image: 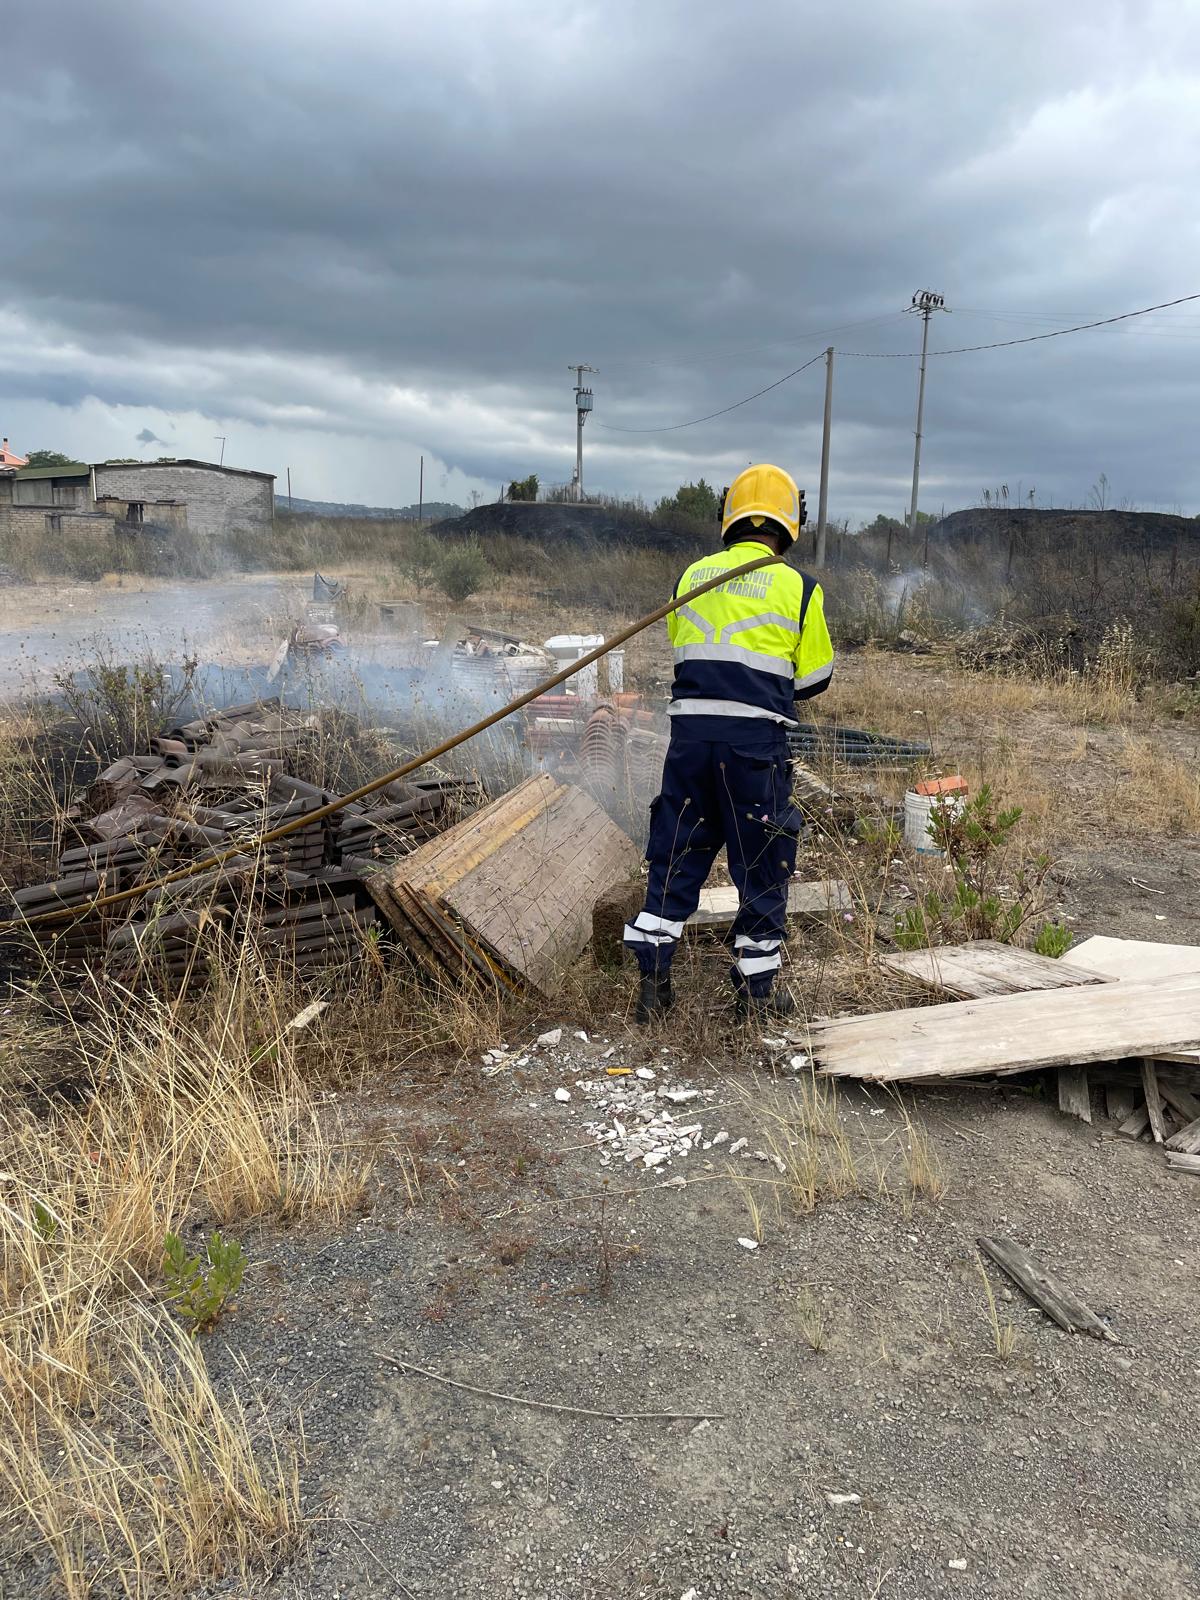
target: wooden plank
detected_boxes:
[690,878,851,931]
[373,775,639,996]
[1165,1151,1200,1175]
[977,1236,1118,1343]
[882,940,1111,1000]
[1062,938,1200,1067]
[1141,1059,1167,1144]
[811,972,1200,1082]
[1061,935,1200,981]
[1117,1104,1150,1139]
[1165,1115,1200,1155]
[1105,1081,1137,1123]
[1057,1066,1092,1124]
[1159,1078,1200,1124]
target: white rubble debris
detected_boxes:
[948,1558,968,1571]
[568,1068,719,1172]
[728,1137,748,1155]
[825,1492,861,1507]
[737,1237,759,1251]
[554,1087,572,1103]
[480,1044,530,1076]
[537,1028,563,1048]
[659,1086,700,1104]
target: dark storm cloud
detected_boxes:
[2,0,1198,515]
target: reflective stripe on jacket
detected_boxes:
[666,539,834,725]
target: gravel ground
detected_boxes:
[187,1013,1200,1600]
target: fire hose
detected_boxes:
[3,549,791,931]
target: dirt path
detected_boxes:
[0,573,304,691]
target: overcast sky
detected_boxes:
[3,0,1199,523]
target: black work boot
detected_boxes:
[735,986,796,1023]
[635,971,674,1024]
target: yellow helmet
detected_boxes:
[720,462,803,547]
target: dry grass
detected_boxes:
[1105,736,1200,836]
[898,1108,947,1205]
[974,1253,1021,1363]
[795,1285,831,1352]
[752,1072,861,1216]
[0,965,374,1594]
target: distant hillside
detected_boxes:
[280,496,463,521]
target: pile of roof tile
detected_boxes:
[1,698,477,991]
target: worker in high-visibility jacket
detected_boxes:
[624,463,834,1022]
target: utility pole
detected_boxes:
[906,289,948,539]
[418,454,424,524]
[568,364,596,503]
[286,467,292,509]
[815,346,834,567]
[214,436,226,467]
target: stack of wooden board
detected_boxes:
[369,773,640,995]
[815,936,1200,1169]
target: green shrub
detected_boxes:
[163,1229,246,1335]
[396,527,441,593]
[893,785,1050,948]
[1033,920,1072,958]
[436,540,490,603]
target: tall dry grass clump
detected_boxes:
[0,967,371,1594]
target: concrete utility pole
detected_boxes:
[418,455,424,524]
[569,364,597,502]
[906,289,948,538]
[815,346,834,567]
[214,436,226,467]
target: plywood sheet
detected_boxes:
[1061,935,1200,981]
[811,971,1200,1083]
[1062,936,1200,1064]
[882,940,1110,1000]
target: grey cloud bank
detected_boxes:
[2,0,1198,521]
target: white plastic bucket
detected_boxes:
[904,789,964,853]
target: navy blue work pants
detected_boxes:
[623,721,800,997]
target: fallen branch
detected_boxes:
[977,1235,1119,1343]
[375,1351,725,1423]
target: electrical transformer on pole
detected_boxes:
[569,364,596,502]
[907,289,948,538]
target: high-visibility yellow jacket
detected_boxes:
[666,538,834,726]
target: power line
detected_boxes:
[839,291,1200,358]
[595,290,1200,438]
[600,311,907,375]
[598,349,826,434]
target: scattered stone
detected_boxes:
[825,1492,861,1507]
[728,1137,748,1155]
[636,1067,656,1080]
[537,1028,563,1048]
[737,1237,760,1251]
[788,1053,810,1072]
[659,1086,700,1104]
[949,1558,968,1571]
[554,1087,572,1103]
